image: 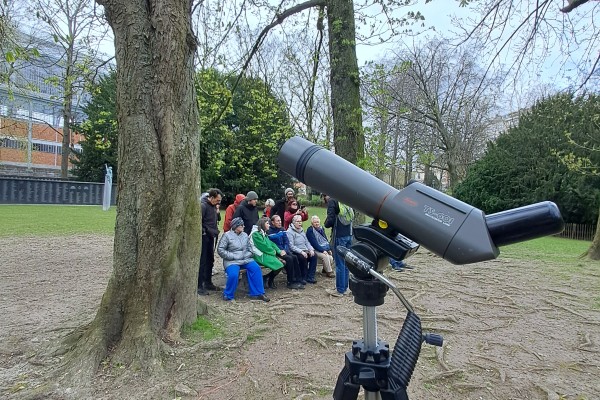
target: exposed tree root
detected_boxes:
[304,336,328,348]
[197,362,249,399]
[544,299,587,319]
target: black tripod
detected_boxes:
[333,222,443,400]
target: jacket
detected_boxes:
[284,209,308,230]
[286,225,314,254]
[223,194,245,231]
[232,199,260,235]
[201,196,219,238]
[217,230,254,268]
[324,199,352,238]
[271,197,287,221]
[268,226,291,253]
[306,226,331,252]
[251,228,284,271]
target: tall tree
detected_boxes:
[326,0,364,164]
[454,93,600,228]
[45,0,201,394]
[72,70,117,182]
[462,1,599,90]
[26,0,110,178]
[197,69,294,200]
[384,40,498,190]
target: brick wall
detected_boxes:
[0,116,83,169]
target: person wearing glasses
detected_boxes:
[283,198,308,230]
[267,214,305,289]
[286,215,318,284]
[198,188,223,296]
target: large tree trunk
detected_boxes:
[326,0,364,165]
[60,45,74,179]
[51,0,200,394]
[586,206,600,260]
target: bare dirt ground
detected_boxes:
[1,234,599,399]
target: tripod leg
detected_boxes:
[333,364,360,400]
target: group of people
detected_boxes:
[197,187,357,302]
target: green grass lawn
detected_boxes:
[1,204,592,267]
[0,205,117,236]
[499,236,591,263]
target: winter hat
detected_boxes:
[284,188,294,196]
[246,191,259,201]
[230,217,244,231]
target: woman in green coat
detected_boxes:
[251,217,285,289]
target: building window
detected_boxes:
[0,137,28,150]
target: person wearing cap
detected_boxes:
[217,217,270,302]
[271,188,296,222]
[232,190,260,235]
[198,188,223,295]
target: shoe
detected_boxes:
[222,295,234,301]
[268,279,277,289]
[325,272,335,278]
[287,282,303,290]
[197,287,209,296]
[390,265,405,272]
[205,283,221,291]
[300,280,307,285]
[251,294,270,302]
[306,279,317,284]
[326,288,344,297]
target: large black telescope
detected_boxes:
[278,136,564,264]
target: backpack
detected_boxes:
[338,202,354,226]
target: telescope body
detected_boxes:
[278,136,564,264]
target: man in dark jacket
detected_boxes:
[198,188,223,295]
[232,190,260,235]
[271,187,295,222]
[324,197,354,297]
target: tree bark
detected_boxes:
[326,0,364,165]
[54,0,201,391]
[586,205,600,260]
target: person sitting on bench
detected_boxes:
[251,217,285,289]
[217,217,270,302]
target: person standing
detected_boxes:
[223,193,245,232]
[283,198,308,230]
[233,191,260,235]
[271,187,295,222]
[198,188,223,295]
[324,197,354,297]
